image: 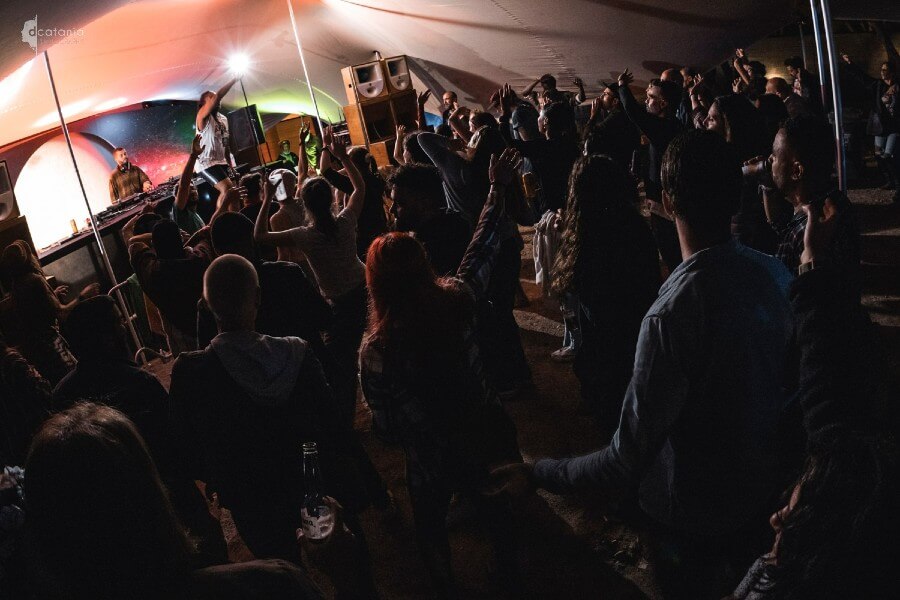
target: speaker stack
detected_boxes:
[341,55,418,167]
[227,104,269,169]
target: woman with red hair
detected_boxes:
[360,149,523,596]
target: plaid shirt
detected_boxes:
[359,193,517,487]
[772,190,859,278]
[109,164,150,202]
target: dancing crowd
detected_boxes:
[1,44,898,600]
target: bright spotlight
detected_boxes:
[228,53,251,76]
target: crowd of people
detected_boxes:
[1,41,898,600]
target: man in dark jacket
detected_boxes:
[613,69,684,273]
[170,255,377,590]
[583,84,642,169]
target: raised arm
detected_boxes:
[733,50,752,87]
[393,125,407,166]
[614,69,665,143]
[196,76,238,129]
[455,148,520,299]
[253,176,299,247]
[573,77,586,104]
[415,89,431,131]
[176,135,203,211]
[297,124,310,180]
[448,106,473,144]
[327,137,366,219]
[522,77,541,98]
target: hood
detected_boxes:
[210,331,307,407]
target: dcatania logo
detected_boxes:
[21,16,86,53]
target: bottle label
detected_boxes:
[300,505,335,540]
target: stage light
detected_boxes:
[228,53,251,76]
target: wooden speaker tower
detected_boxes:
[340,55,417,167]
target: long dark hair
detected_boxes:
[364,233,470,366]
[300,176,338,239]
[712,94,766,161]
[762,431,898,599]
[25,403,194,599]
[553,155,649,295]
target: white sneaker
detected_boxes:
[551,346,576,362]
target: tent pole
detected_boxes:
[286,0,326,140]
[42,50,146,361]
[799,21,808,69]
[808,1,828,109]
[818,0,847,192]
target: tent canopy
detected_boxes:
[0,0,893,149]
[0,0,806,149]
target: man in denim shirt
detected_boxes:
[492,130,794,599]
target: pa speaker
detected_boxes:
[0,161,20,222]
[342,61,388,104]
[227,105,265,152]
[384,56,411,93]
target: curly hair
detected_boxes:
[552,155,641,296]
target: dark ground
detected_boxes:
[146,187,900,600]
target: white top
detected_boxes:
[195,112,229,172]
[289,207,365,300]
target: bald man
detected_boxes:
[169,254,381,578]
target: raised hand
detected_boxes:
[590,97,601,120]
[736,48,746,59]
[573,77,584,88]
[395,124,407,141]
[322,125,334,148]
[499,83,516,115]
[840,53,851,65]
[191,133,203,157]
[54,285,70,300]
[618,68,634,88]
[299,123,310,139]
[801,198,840,265]
[732,78,743,93]
[417,89,431,106]
[489,147,522,186]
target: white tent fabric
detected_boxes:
[0,0,810,149]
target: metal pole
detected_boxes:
[42,51,145,359]
[799,21,808,69]
[809,1,829,109]
[239,78,268,167]
[818,0,847,191]
[287,0,326,137]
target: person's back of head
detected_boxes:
[539,73,557,90]
[300,176,338,238]
[767,76,792,99]
[756,93,790,148]
[210,211,256,260]
[541,101,576,139]
[26,403,192,599]
[470,110,498,132]
[239,173,262,206]
[714,94,766,160]
[748,60,767,78]
[651,78,683,117]
[134,213,162,236]
[203,254,259,331]
[366,232,464,355]
[348,146,380,180]
[0,239,41,282]
[778,115,835,197]
[65,296,130,363]
[660,67,684,87]
[784,56,804,71]
[151,219,185,260]
[765,430,899,599]
[542,88,566,106]
[661,129,741,239]
[389,162,446,212]
[403,132,431,164]
[435,124,453,138]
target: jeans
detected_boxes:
[875,133,898,158]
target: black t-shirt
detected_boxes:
[130,243,212,334]
[411,209,472,277]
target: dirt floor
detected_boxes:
[145,187,900,600]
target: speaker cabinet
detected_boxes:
[345,98,396,146]
[227,105,265,152]
[341,61,388,104]
[384,56,411,93]
[0,161,20,222]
